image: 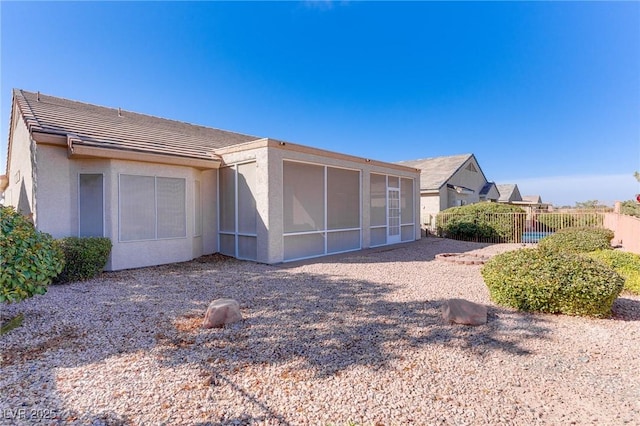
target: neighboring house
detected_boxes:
[479,182,500,202]
[4,89,421,270]
[396,154,491,227]
[496,184,523,203]
[514,195,550,211]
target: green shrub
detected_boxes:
[481,248,624,317]
[538,227,613,253]
[0,206,64,302]
[55,237,112,283]
[436,203,526,242]
[585,250,640,295]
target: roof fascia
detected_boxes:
[67,139,221,170]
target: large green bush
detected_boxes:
[585,250,640,295]
[436,203,525,242]
[620,200,640,218]
[0,206,64,302]
[481,248,624,317]
[55,237,112,283]
[538,227,613,253]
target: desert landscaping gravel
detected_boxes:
[1,237,639,425]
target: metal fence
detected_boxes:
[432,211,606,244]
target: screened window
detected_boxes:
[283,161,324,233]
[282,161,362,261]
[119,174,186,241]
[218,163,258,261]
[370,174,387,227]
[327,167,359,230]
[79,174,104,237]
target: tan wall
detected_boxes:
[605,213,640,254]
[447,160,486,205]
[5,116,35,218]
[34,146,215,271]
[420,193,442,227]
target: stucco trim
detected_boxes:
[215,138,421,174]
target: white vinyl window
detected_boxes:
[283,160,361,261]
[119,174,186,242]
[79,174,104,237]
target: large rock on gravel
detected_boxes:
[202,298,242,328]
[441,299,487,326]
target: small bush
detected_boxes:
[538,227,613,253]
[55,237,112,283]
[481,248,624,317]
[436,203,526,242]
[0,206,64,302]
[585,250,640,295]
[620,200,640,218]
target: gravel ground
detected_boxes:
[1,237,639,426]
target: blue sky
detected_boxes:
[1,1,638,206]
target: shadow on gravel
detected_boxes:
[0,243,549,425]
[611,297,640,321]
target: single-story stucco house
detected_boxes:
[2,89,421,270]
[395,154,492,227]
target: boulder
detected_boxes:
[202,298,242,329]
[441,298,487,326]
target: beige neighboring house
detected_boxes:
[496,184,522,203]
[396,154,493,227]
[3,89,421,270]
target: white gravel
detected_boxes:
[1,237,639,425]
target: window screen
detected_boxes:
[401,224,415,242]
[327,167,360,230]
[327,230,360,253]
[370,174,387,227]
[79,174,103,237]
[401,178,414,224]
[370,227,387,247]
[219,167,236,233]
[237,162,257,234]
[284,233,325,261]
[157,177,186,239]
[283,162,324,233]
[120,175,155,241]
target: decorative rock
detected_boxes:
[202,298,242,328]
[441,298,487,326]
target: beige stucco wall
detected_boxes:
[419,193,441,227]
[33,144,216,271]
[5,115,35,219]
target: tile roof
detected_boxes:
[396,154,473,190]
[12,89,261,160]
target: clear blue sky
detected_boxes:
[1,1,639,206]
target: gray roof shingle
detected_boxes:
[396,154,473,190]
[13,89,261,160]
